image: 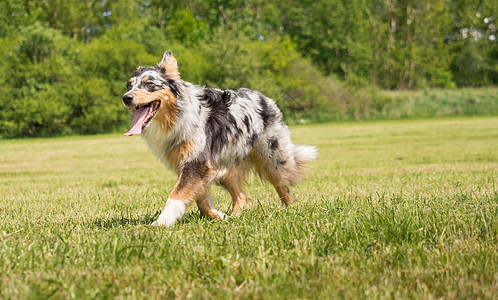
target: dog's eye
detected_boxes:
[145,82,155,89]
[126,82,132,91]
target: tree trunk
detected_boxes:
[385,0,397,89]
[366,5,379,85]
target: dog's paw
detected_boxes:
[151,215,177,227]
[152,198,186,227]
[209,209,227,220]
[152,212,179,227]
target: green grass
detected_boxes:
[1,117,497,299]
[379,87,498,119]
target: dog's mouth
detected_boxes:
[124,100,160,136]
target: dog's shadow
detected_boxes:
[88,211,207,230]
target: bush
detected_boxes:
[0,25,77,137]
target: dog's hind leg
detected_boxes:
[250,124,316,206]
[250,149,295,206]
[274,185,294,205]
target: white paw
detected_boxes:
[151,217,176,227]
[152,198,186,227]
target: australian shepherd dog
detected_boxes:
[122,50,317,227]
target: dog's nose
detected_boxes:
[122,94,134,106]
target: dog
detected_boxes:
[122,50,317,227]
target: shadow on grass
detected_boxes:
[87,210,205,229]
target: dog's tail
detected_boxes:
[252,140,317,187]
[294,144,317,166]
[284,144,317,185]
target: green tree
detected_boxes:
[0,23,77,136]
[0,0,34,37]
[448,0,497,86]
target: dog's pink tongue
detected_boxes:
[124,106,148,136]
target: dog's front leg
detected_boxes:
[152,161,210,227]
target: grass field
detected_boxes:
[1,117,497,299]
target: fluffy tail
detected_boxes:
[294,145,318,165]
[253,143,317,187]
[283,144,317,185]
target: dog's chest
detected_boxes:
[142,121,176,170]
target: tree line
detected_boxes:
[0,0,496,137]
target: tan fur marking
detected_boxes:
[196,185,212,215]
[249,150,294,206]
[221,168,247,214]
[170,177,206,202]
[167,141,196,170]
[230,189,247,214]
[207,210,224,219]
[133,88,178,132]
[170,161,212,202]
[249,151,279,186]
[158,55,181,80]
[153,89,178,132]
[141,77,149,83]
[196,186,225,219]
[275,185,293,206]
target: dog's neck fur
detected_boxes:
[142,82,207,172]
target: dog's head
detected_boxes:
[122,50,180,136]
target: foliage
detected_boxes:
[1,118,497,298]
[0,23,78,137]
[0,0,496,137]
[378,87,498,119]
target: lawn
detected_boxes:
[0,117,497,299]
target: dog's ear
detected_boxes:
[158,50,180,80]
